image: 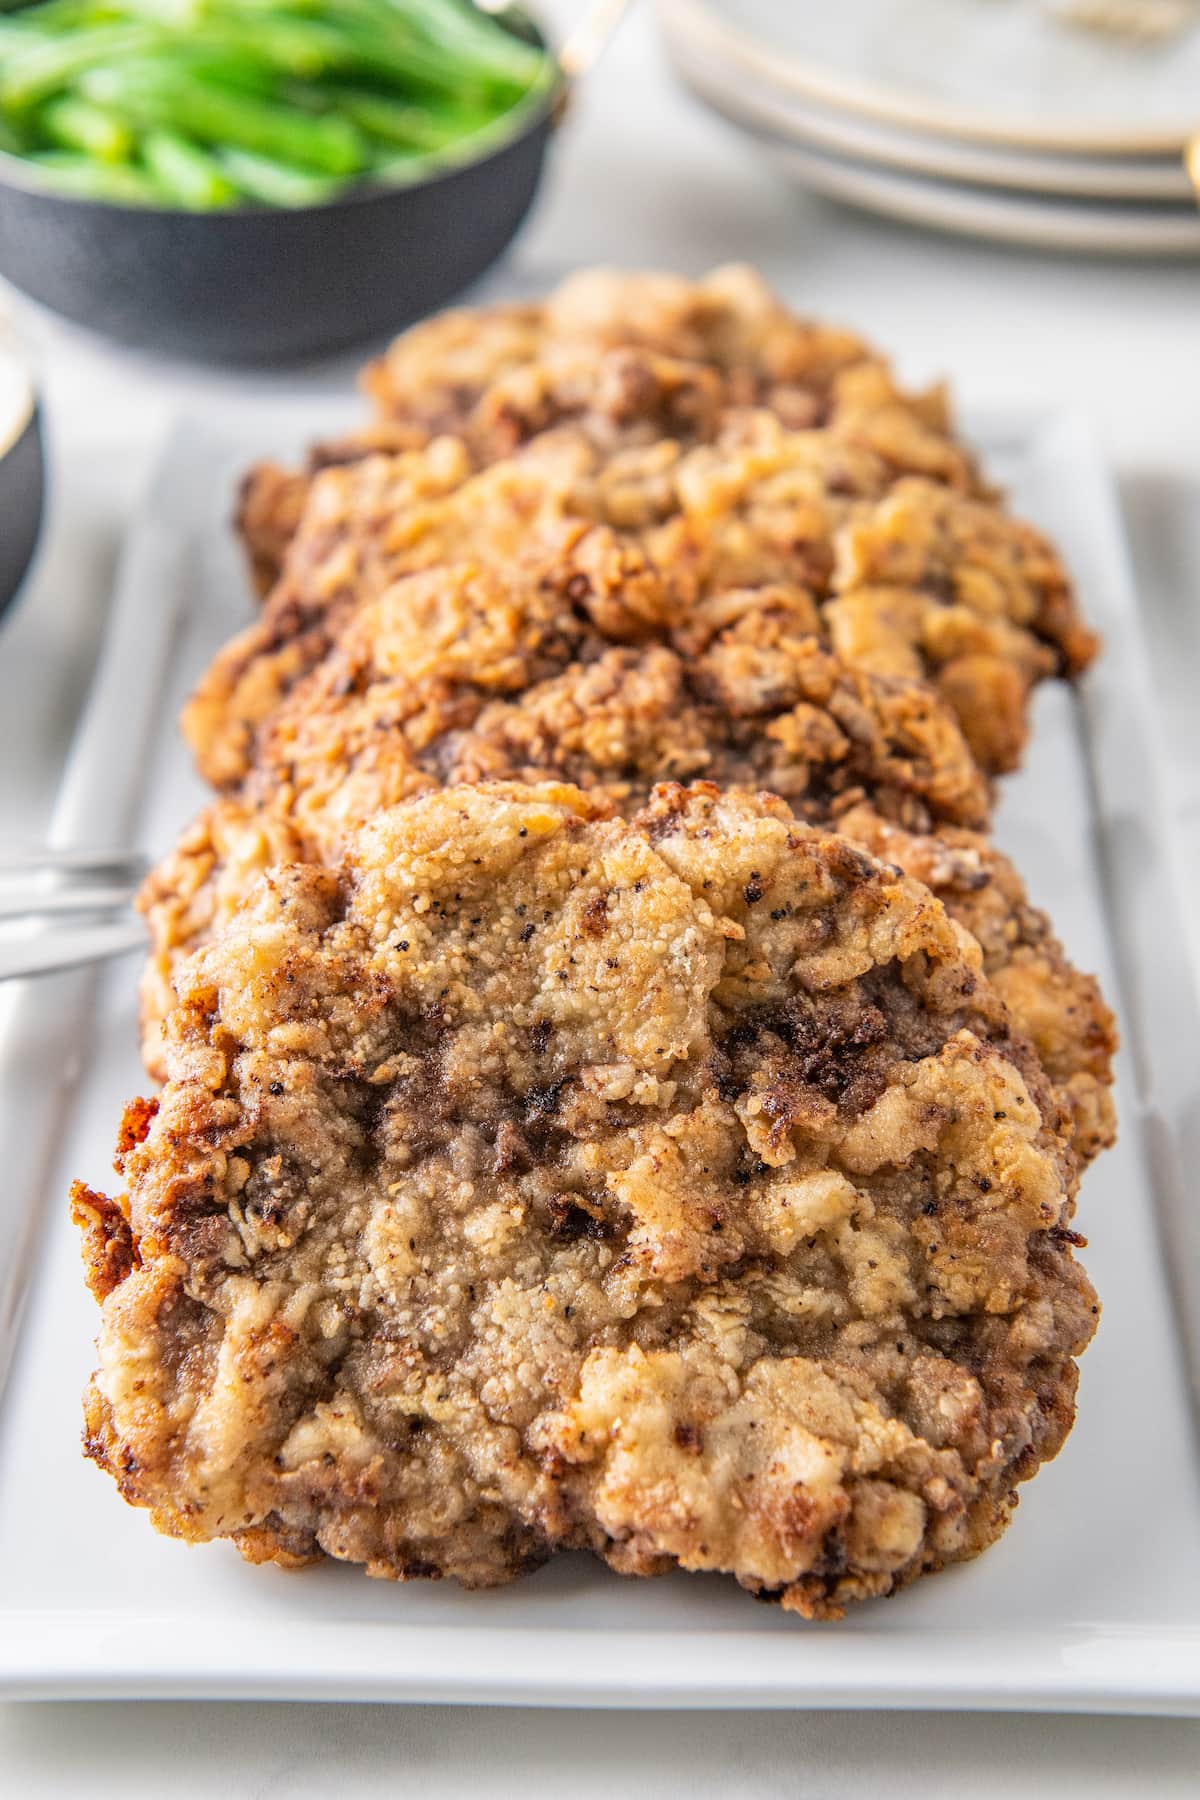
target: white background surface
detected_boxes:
[1,0,1198,1787]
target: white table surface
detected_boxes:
[2,1,1198,1788]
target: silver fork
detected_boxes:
[0,848,149,981]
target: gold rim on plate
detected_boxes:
[668,31,1198,200]
[657,0,1200,157]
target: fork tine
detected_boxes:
[0,919,148,982]
[0,848,148,882]
[0,882,142,921]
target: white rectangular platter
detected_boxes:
[1,407,1198,1711]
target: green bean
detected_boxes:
[224,0,530,88]
[367,72,547,186]
[322,86,467,153]
[278,1,512,99]
[39,93,134,161]
[185,15,374,83]
[21,148,166,203]
[141,127,239,208]
[218,143,340,208]
[119,44,284,98]
[382,0,544,88]
[0,2,113,30]
[82,62,370,172]
[0,24,161,108]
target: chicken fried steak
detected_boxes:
[199,395,1090,798]
[141,559,989,1072]
[238,263,981,592]
[146,554,1112,1158]
[360,263,963,453]
[77,784,1098,1618]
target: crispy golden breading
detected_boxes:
[190,436,477,787]
[226,268,1095,779]
[236,460,314,599]
[354,266,979,486]
[147,559,1113,1159]
[79,784,1098,1617]
[139,762,1109,1178]
[835,807,1117,1165]
[139,796,1113,1176]
[248,563,991,834]
[144,557,990,1074]
[196,399,1087,792]
[237,263,978,595]
[359,265,915,442]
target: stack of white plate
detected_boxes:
[658,0,1200,254]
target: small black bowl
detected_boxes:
[0,377,44,621]
[0,29,560,363]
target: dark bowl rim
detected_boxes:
[0,353,37,461]
[0,395,45,621]
[0,12,562,221]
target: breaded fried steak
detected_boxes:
[358,264,966,455]
[198,398,1090,796]
[238,263,981,592]
[142,556,993,1069]
[141,564,1113,1159]
[77,785,1098,1618]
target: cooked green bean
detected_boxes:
[383,0,545,89]
[20,149,166,203]
[218,144,341,208]
[40,93,134,162]
[0,25,161,108]
[141,128,239,208]
[82,63,371,173]
[324,86,465,152]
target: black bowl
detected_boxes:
[0,386,44,621]
[0,39,558,363]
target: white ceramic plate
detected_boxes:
[0,410,1198,1709]
[764,138,1200,255]
[700,108,1200,255]
[658,0,1200,153]
[665,25,1196,200]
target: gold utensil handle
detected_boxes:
[560,0,635,83]
[1187,135,1200,202]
